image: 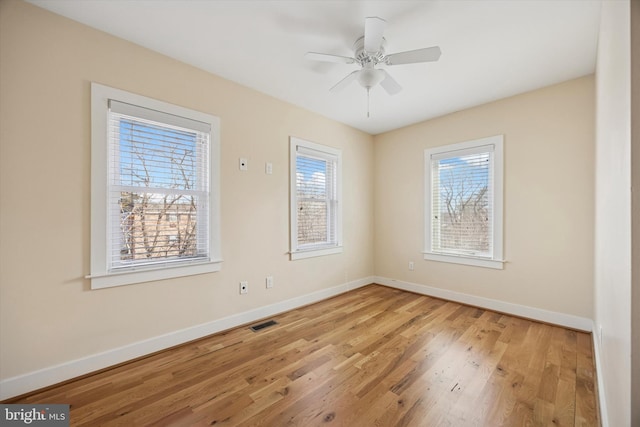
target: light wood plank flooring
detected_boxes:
[10,285,599,426]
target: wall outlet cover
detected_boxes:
[239,281,248,294]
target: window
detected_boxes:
[424,135,504,269]
[289,137,342,260]
[90,83,221,289]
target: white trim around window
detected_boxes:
[424,135,504,269]
[89,83,222,289]
[289,137,343,260]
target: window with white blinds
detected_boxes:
[290,137,342,260]
[108,100,210,269]
[90,83,221,289]
[424,135,504,269]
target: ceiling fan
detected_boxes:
[305,16,441,116]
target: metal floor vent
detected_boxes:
[250,320,278,332]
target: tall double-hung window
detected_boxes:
[90,83,221,289]
[289,137,342,260]
[424,135,504,269]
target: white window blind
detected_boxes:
[108,101,211,270]
[289,137,342,260]
[424,135,504,269]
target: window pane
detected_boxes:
[297,199,328,244]
[117,192,205,263]
[110,114,209,269]
[433,152,492,255]
[296,155,330,246]
[115,118,207,192]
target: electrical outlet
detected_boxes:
[239,281,248,294]
[265,162,273,175]
[266,276,274,289]
[408,261,414,271]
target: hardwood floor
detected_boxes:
[11,285,599,426]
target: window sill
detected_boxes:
[422,252,504,270]
[290,246,343,260]
[88,259,223,289]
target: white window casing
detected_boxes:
[424,135,504,269]
[90,83,222,289]
[289,137,343,260]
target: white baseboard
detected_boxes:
[591,322,609,427]
[0,277,373,400]
[374,276,593,332]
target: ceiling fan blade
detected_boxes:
[330,70,360,93]
[380,70,402,95]
[305,52,356,64]
[385,46,442,65]
[364,16,386,52]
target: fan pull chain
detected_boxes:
[367,88,371,118]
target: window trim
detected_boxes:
[423,135,504,269]
[90,83,222,289]
[289,137,343,260]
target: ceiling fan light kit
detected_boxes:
[306,16,441,117]
[358,67,385,89]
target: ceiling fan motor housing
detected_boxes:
[353,36,387,66]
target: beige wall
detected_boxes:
[594,1,634,426]
[374,76,595,318]
[0,0,374,381]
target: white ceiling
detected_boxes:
[27,0,602,135]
